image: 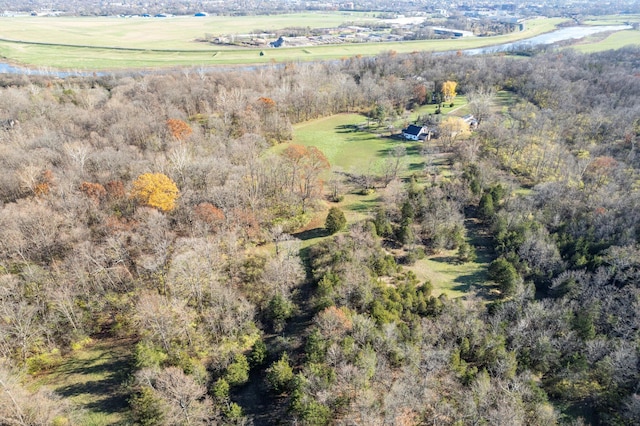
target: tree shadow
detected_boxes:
[346,196,380,212]
[407,161,426,172]
[429,255,459,264]
[335,124,363,133]
[50,339,134,421]
[293,227,329,241]
[451,268,488,293]
[378,142,423,157]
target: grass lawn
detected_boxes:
[32,338,134,426]
[290,113,425,177]
[0,16,568,69]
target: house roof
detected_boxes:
[403,124,424,136]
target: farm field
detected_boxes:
[0,13,378,50]
[581,13,640,25]
[0,16,568,69]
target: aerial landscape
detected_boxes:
[1,0,640,425]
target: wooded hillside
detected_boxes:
[0,46,639,425]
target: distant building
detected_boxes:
[431,27,474,38]
[270,36,285,48]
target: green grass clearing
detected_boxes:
[32,338,134,426]
[290,113,425,178]
[407,251,489,298]
[494,90,519,113]
[406,217,494,298]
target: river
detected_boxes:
[465,24,631,55]
[0,25,632,77]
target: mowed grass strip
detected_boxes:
[406,251,489,298]
[0,17,569,69]
[569,30,640,53]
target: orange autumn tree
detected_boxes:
[130,173,180,212]
[80,182,107,203]
[34,169,54,197]
[257,96,276,110]
[166,118,193,141]
[194,203,225,228]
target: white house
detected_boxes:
[402,124,428,141]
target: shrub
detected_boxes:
[212,378,230,402]
[266,353,295,394]
[325,207,346,234]
[225,354,250,386]
[457,242,477,263]
[129,387,165,426]
[265,294,294,333]
[134,341,168,369]
[479,192,494,219]
[488,258,519,296]
[249,339,268,367]
[26,349,62,374]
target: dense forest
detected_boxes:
[0,44,640,425]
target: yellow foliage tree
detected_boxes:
[442,80,458,103]
[439,116,471,148]
[131,173,180,212]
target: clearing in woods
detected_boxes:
[33,338,134,426]
[286,95,497,297]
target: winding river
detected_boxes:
[0,25,632,77]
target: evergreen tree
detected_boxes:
[325,207,346,234]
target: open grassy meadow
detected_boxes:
[0,16,568,69]
[0,13,378,49]
[570,30,640,53]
